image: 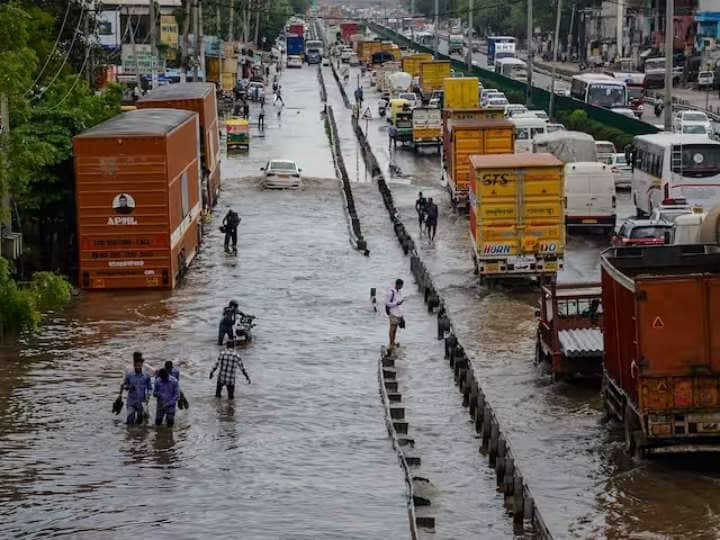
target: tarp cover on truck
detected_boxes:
[532,131,598,163]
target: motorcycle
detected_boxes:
[378,98,388,117]
[235,314,257,344]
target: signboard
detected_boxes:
[160,15,179,48]
[97,10,121,48]
[121,44,156,75]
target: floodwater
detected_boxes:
[0,67,415,539]
[336,58,720,539]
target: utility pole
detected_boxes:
[85,0,93,88]
[433,0,439,59]
[181,0,191,82]
[466,0,473,70]
[128,8,142,87]
[548,0,563,118]
[193,0,199,81]
[567,3,575,60]
[198,0,205,79]
[149,0,158,89]
[526,0,534,105]
[228,0,235,42]
[663,0,673,130]
[217,5,223,86]
[616,0,624,60]
[1,93,10,237]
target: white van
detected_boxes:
[511,115,548,153]
[564,162,617,234]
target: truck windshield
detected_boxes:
[587,84,626,108]
[630,226,671,239]
[671,144,720,177]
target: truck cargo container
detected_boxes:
[401,53,433,77]
[137,83,221,209]
[443,77,480,110]
[412,107,442,152]
[441,108,504,138]
[444,119,515,208]
[286,34,305,59]
[358,40,383,64]
[74,108,202,290]
[288,23,305,37]
[419,61,452,101]
[601,244,720,456]
[340,21,358,43]
[469,153,565,280]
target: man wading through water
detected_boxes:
[222,208,241,254]
[415,191,428,230]
[210,340,251,399]
[385,279,405,352]
[121,352,152,425]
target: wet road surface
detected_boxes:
[0,66,413,539]
[331,58,720,539]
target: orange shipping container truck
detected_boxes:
[443,119,515,208]
[601,244,720,456]
[137,83,221,209]
[74,108,203,290]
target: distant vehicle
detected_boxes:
[247,81,265,102]
[612,217,673,246]
[551,80,571,96]
[546,123,566,133]
[480,88,502,101]
[595,140,617,163]
[349,53,360,66]
[610,107,636,119]
[527,110,549,121]
[642,56,681,89]
[608,153,632,188]
[698,70,715,89]
[486,36,516,68]
[673,110,712,135]
[286,55,303,68]
[504,104,528,118]
[511,115,547,153]
[448,34,464,54]
[397,92,419,108]
[305,39,323,64]
[570,73,627,109]
[340,50,352,63]
[649,198,696,223]
[630,133,720,216]
[484,96,509,109]
[261,159,302,189]
[495,57,528,81]
[322,57,330,66]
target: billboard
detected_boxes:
[160,15,179,48]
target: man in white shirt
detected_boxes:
[385,278,405,350]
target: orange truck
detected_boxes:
[74,108,203,290]
[443,118,515,208]
[137,83,221,209]
[601,244,720,457]
[418,60,451,101]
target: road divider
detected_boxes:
[349,108,553,539]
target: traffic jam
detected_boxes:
[320,14,720,462]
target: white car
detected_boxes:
[398,92,419,108]
[649,198,696,223]
[286,55,303,68]
[484,96,509,109]
[610,107,636,119]
[680,121,712,135]
[595,140,617,164]
[546,122,566,133]
[673,110,712,135]
[608,153,632,189]
[504,104,528,118]
[480,88,500,101]
[261,159,302,189]
[698,70,715,89]
[527,109,549,121]
[322,57,330,66]
[349,53,360,66]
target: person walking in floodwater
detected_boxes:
[222,208,241,254]
[415,191,428,230]
[385,279,405,351]
[210,340,251,399]
[153,368,179,427]
[121,352,152,425]
[258,103,266,131]
[425,198,438,242]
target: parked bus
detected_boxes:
[569,73,627,109]
[631,133,720,216]
[495,57,527,81]
[486,36,516,68]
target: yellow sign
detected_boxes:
[160,15,178,48]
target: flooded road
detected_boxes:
[332,60,720,539]
[0,66,413,539]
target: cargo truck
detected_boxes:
[448,34,465,55]
[357,40,383,64]
[401,53,433,77]
[469,153,565,280]
[601,244,720,457]
[137,83,221,209]
[74,109,202,290]
[288,23,305,37]
[444,119,515,209]
[411,107,442,153]
[340,21,358,42]
[443,77,479,110]
[441,108,504,140]
[286,34,305,60]
[419,61,452,102]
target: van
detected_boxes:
[564,162,616,234]
[595,140,616,163]
[511,115,548,153]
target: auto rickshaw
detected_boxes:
[388,98,410,125]
[226,117,250,150]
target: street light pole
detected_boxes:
[548,0,563,118]
[149,0,158,89]
[526,0,534,106]
[663,0,674,130]
[466,0,473,71]
[433,0,439,59]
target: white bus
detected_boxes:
[570,73,627,109]
[631,133,720,215]
[494,57,527,81]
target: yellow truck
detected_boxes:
[412,107,442,153]
[469,153,565,280]
[444,119,515,209]
[443,77,479,110]
[358,40,383,64]
[419,61,452,101]
[401,53,433,77]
